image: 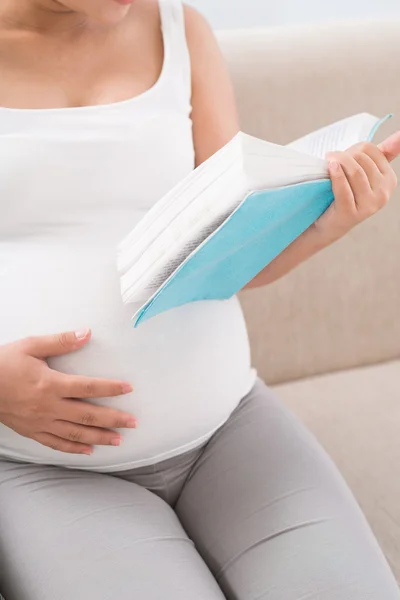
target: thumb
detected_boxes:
[378,131,400,162]
[23,329,91,359]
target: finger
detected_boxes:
[351,151,383,191]
[352,142,391,175]
[378,131,400,162]
[34,432,93,455]
[56,373,133,399]
[333,152,371,203]
[60,398,137,430]
[328,159,355,213]
[357,143,398,191]
[52,421,123,447]
[22,329,91,359]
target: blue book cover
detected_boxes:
[121,114,391,326]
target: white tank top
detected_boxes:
[0,0,255,471]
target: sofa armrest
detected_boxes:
[218,21,400,384]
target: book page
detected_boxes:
[242,134,327,190]
[128,208,236,304]
[118,136,240,271]
[119,170,246,304]
[288,113,379,159]
[119,133,329,306]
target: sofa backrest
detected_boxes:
[218,22,400,384]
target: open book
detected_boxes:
[118,113,391,326]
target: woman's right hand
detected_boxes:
[0,329,136,455]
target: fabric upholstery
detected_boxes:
[274,360,400,583]
[218,22,400,384]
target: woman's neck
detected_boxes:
[0,0,88,33]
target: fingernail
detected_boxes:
[329,160,340,172]
[121,383,133,394]
[111,437,122,447]
[82,448,93,455]
[126,418,137,428]
[75,329,89,340]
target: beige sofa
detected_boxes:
[219,20,400,582]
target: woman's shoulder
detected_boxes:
[183,3,216,54]
[181,3,240,165]
[182,3,228,92]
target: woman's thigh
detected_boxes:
[0,460,225,600]
[176,379,400,600]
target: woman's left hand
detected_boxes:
[314,131,400,242]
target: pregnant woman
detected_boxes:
[0,1,399,598]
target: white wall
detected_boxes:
[187,0,400,28]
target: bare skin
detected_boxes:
[0,0,398,455]
[0,331,136,455]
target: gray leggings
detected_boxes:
[0,379,399,600]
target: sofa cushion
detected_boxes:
[273,360,400,583]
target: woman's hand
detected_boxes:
[0,330,136,455]
[246,130,400,290]
[314,131,400,242]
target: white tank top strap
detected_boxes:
[158,0,192,112]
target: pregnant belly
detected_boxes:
[0,244,254,470]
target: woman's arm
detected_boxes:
[186,6,399,289]
[185,6,240,166]
[247,134,399,288]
